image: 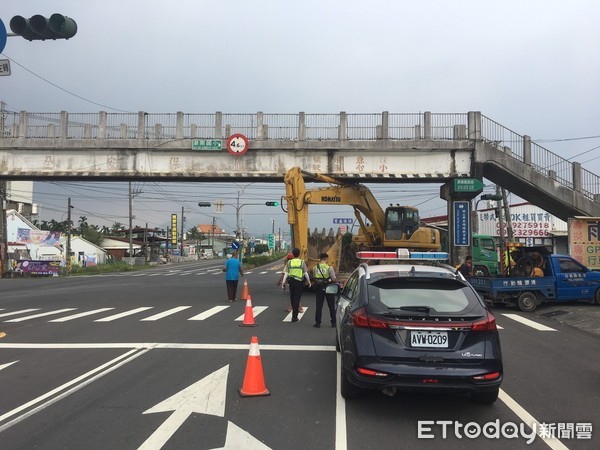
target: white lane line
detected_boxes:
[141,306,192,321]
[502,314,557,331]
[49,308,116,322]
[497,325,504,330]
[0,342,336,351]
[188,306,230,321]
[4,309,77,323]
[336,352,347,450]
[0,348,149,433]
[147,273,161,277]
[94,307,153,322]
[0,309,40,318]
[260,271,268,274]
[131,273,148,277]
[282,307,309,322]
[499,389,568,450]
[179,273,192,276]
[235,306,268,321]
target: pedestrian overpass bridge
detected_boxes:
[1,110,599,221]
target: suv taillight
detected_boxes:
[471,311,497,331]
[351,307,388,329]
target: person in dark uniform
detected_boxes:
[313,253,337,328]
[458,255,473,277]
[280,248,311,322]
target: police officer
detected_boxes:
[281,248,311,322]
[313,253,337,328]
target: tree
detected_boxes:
[187,227,206,241]
[111,222,124,234]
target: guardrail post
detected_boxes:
[424,111,431,139]
[99,111,107,139]
[573,161,582,193]
[257,111,264,140]
[215,112,222,139]
[338,111,347,140]
[190,124,197,139]
[523,135,532,166]
[414,124,421,139]
[176,111,184,139]
[381,111,389,140]
[467,111,481,140]
[18,111,27,138]
[59,111,68,138]
[138,112,146,139]
[299,112,306,141]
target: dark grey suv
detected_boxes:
[330,255,503,404]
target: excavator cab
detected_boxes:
[384,206,420,241]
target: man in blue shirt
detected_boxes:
[224,250,244,302]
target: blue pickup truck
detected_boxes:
[468,252,600,312]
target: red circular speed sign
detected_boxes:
[226,133,249,156]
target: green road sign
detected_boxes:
[268,233,275,249]
[454,178,484,192]
[192,139,222,150]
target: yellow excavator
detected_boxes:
[283,167,441,277]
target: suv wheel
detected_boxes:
[340,364,361,399]
[471,389,499,404]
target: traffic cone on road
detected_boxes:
[240,295,257,327]
[239,336,270,397]
[241,279,249,301]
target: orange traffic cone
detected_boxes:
[240,295,257,327]
[240,279,249,301]
[239,336,270,397]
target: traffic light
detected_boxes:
[198,202,212,207]
[480,194,503,201]
[10,14,77,41]
[265,201,279,206]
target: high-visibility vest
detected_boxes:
[287,258,303,281]
[314,263,330,281]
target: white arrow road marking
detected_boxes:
[0,361,18,371]
[235,306,268,321]
[139,365,229,450]
[212,421,271,450]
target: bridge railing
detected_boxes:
[1,110,598,201]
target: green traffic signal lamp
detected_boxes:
[265,201,279,206]
[10,14,77,41]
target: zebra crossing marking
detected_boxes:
[5,309,77,323]
[141,306,192,321]
[49,308,116,322]
[94,307,153,322]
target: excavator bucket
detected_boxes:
[305,227,343,277]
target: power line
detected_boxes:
[0,52,133,113]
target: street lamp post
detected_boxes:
[66,197,73,274]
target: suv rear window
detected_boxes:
[367,278,482,315]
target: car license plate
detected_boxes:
[411,331,448,348]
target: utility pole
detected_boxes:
[496,185,507,275]
[211,216,216,255]
[67,197,72,275]
[128,182,133,265]
[501,187,514,242]
[0,179,7,277]
[181,206,185,256]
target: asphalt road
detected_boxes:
[0,259,598,449]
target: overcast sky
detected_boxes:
[2,0,599,237]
